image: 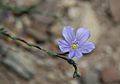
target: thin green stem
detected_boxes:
[0,27,80,78]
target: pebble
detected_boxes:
[70,80,79,84]
[0,40,35,80]
[81,70,100,84]
[68,7,81,20]
[101,66,120,83]
[79,1,102,43]
[110,0,120,22]
[60,0,77,8]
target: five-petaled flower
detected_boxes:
[58,26,95,59]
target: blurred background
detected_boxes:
[0,0,120,84]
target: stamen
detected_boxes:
[71,44,78,50]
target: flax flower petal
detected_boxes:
[75,49,83,58]
[58,39,71,52]
[68,50,75,58]
[76,28,90,44]
[62,26,75,44]
[81,42,95,53]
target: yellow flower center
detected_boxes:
[71,44,78,50]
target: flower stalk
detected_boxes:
[0,27,80,78]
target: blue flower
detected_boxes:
[58,26,95,58]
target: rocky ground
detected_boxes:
[0,0,120,84]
